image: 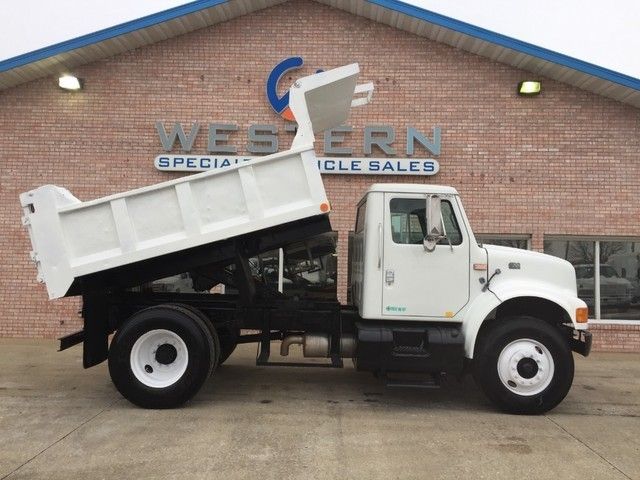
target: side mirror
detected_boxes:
[424,195,445,252]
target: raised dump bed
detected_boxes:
[20,64,373,299]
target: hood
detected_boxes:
[483,244,578,298]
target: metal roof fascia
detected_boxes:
[0,0,229,73]
[1,0,638,93]
[366,0,640,91]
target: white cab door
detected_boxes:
[382,193,470,319]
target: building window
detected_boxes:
[476,234,531,250]
[544,238,640,321]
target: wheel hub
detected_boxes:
[130,329,189,388]
[497,338,554,396]
[155,343,178,365]
[516,357,539,379]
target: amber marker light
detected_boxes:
[320,202,331,213]
[576,307,589,323]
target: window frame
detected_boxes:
[388,197,463,247]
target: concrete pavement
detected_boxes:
[0,339,639,480]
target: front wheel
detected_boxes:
[108,304,217,409]
[472,316,574,414]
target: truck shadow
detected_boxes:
[196,361,493,413]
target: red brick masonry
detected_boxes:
[1,1,639,351]
[591,323,640,352]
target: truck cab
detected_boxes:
[352,184,475,321]
[350,184,591,412]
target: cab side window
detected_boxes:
[389,198,462,246]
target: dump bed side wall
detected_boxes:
[21,147,327,299]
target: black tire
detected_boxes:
[108,304,217,409]
[169,303,221,373]
[169,303,236,366]
[472,315,574,414]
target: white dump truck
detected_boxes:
[20,64,591,413]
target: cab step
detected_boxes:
[383,372,445,389]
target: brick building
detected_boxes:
[1,0,639,350]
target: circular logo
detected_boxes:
[266,57,323,122]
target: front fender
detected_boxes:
[461,291,500,359]
[461,281,587,359]
[493,280,587,326]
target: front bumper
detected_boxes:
[571,329,592,357]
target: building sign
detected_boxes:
[155,155,439,175]
[266,56,306,121]
[154,57,441,176]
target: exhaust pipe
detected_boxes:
[280,333,356,358]
[280,335,304,356]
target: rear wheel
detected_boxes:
[473,316,574,414]
[108,304,217,409]
[169,303,220,373]
[169,303,237,365]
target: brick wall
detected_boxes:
[590,323,640,352]
[1,1,639,347]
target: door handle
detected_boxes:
[385,269,395,285]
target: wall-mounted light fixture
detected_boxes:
[517,80,541,96]
[58,75,83,91]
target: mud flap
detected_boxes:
[82,292,110,368]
